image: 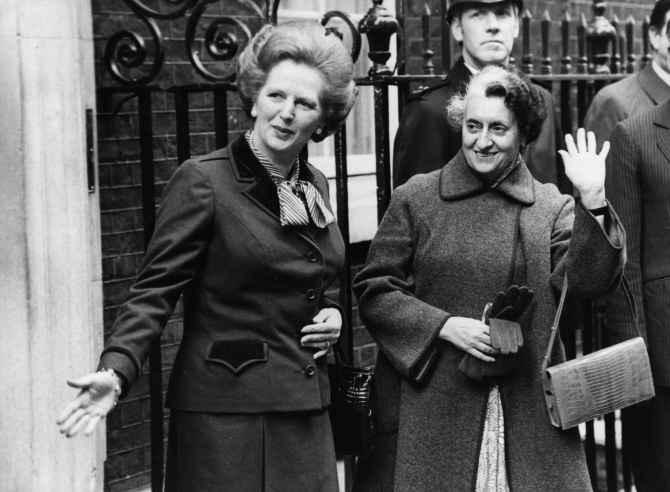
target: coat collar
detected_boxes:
[639,64,670,106]
[439,150,535,205]
[229,134,317,217]
[448,57,472,90]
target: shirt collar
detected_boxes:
[245,130,300,185]
[651,60,670,88]
[463,60,480,75]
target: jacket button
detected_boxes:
[306,250,318,262]
[306,289,317,301]
[304,365,316,377]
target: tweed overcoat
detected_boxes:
[353,152,625,492]
[99,135,343,490]
[392,58,560,188]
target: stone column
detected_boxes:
[0,1,103,490]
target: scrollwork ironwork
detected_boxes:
[186,2,252,81]
[102,0,367,86]
[103,15,164,85]
[123,0,199,20]
[103,0,276,86]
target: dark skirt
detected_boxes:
[165,409,338,492]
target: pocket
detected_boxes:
[206,340,268,375]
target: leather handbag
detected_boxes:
[328,342,375,457]
[542,275,655,430]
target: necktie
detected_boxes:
[245,131,335,228]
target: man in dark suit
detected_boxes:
[392,0,559,187]
[585,0,670,144]
[605,99,670,491]
[587,3,670,490]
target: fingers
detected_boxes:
[301,322,340,334]
[83,415,102,436]
[564,129,602,156]
[66,374,96,389]
[576,127,587,153]
[59,407,88,437]
[57,396,84,425]
[313,348,329,360]
[564,133,578,156]
[586,129,597,153]
[598,140,610,160]
[490,292,506,316]
[301,316,340,348]
[67,413,93,437]
[312,307,341,325]
[466,347,496,363]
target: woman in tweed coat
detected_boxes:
[353,66,626,491]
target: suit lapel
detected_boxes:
[654,102,670,164]
[228,135,327,251]
[229,135,281,219]
[638,64,670,106]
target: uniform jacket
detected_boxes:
[584,64,670,143]
[353,152,625,491]
[604,100,670,387]
[392,58,560,188]
[100,135,345,413]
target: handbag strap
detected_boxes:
[541,273,640,374]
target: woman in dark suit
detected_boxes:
[353,66,625,491]
[57,22,356,491]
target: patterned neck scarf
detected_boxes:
[245,131,335,229]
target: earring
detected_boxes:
[314,127,323,137]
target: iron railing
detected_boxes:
[97,0,651,490]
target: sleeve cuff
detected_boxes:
[98,349,139,396]
[408,314,450,384]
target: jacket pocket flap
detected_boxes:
[206,340,268,375]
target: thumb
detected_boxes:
[66,373,97,389]
[312,308,329,323]
[557,149,569,166]
[598,141,610,160]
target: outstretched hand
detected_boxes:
[57,370,121,438]
[558,128,609,209]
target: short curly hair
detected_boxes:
[446,65,547,147]
[237,22,357,141]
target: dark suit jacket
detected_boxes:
[584,64,670,143]
[605,100,670,387]
[100,135,345,412]
[392,58,560,188]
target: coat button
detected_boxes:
[306,250,318,262]
[304,365,316,377]
[306,289,317,301]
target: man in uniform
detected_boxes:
[392,0,559,187]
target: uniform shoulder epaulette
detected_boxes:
[407,78,451,101]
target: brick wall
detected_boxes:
[93,0,657,490]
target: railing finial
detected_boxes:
[586,0,616,74]
[359,0,400,76]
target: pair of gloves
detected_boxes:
[458,285,534,382]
